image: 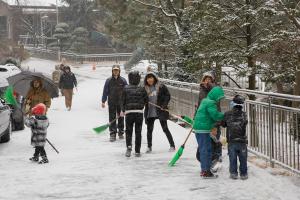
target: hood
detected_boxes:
[30,79,43,88]
[201,71,215,83]
[144,72,158,86]
[207,86,224,102]
[128,71,141,85]
[112,65,121,76]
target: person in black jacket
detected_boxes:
[121,71,148,157]
[144,72,175,153]
[59,66,77,111]
[223,95,248,180]
[102,65,128,142]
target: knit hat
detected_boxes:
[31,103,47,115]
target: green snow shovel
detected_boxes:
[148,102,193,126]
[169,128,194,167]
[3,86,17,106]
[93,117,119,134]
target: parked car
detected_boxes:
[0,98,12,143]
[0,63,22,78]
[0,77,24,131]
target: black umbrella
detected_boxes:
[7,71,59,98]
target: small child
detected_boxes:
[121,71,148,157]
[223,95,248,180]
[193,86,225,178]
[25,103,50,164]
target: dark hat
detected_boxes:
[233,95,245,105]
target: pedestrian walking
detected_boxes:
[59,66,77,111]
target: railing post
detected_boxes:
[268,95,275,167]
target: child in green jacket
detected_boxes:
[193,86,224,178]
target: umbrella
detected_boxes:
[7,71,59,98]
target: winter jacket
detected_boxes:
[193,86,224,133]
[102,76,127,106]
[122,86,148,113]
[144,72,171,121]
[59,72,77,89]
[25,115,49,147]
[223,107,248,144]
[25,80,51,110]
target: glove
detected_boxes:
[119,111,125,117]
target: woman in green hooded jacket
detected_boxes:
[193,86,224,178]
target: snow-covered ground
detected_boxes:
[0,57,299,200]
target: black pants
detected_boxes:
[34,146,47,157]
[125,113,143,153]
[108,104,124,135]
[147,117,175,148]
[211,127,222,161]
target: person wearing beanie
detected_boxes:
[121,71,148,157]
[102,65,128,142]
[223,95,248,180]
[25,103,50,164]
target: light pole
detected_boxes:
[41,15,48,48]
[56,0,60,61]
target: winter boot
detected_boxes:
[169,146,176,152]
[38,156,49,164]
[202,171,218,179]
[118,132,124,140]
[125,146,132,157]
[240,174,248,180]
[29,156,39,162]
[110,133,117,142]
[145,147,152,153]
[230,173,238,180]
[135,152,141,157]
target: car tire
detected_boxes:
[0,122,12,143]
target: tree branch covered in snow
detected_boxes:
[274,0,300,29]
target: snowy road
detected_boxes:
[0,58,299,200]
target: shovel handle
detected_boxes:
[183,128,194,146]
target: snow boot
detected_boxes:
[240,174,248,180]
[29,156,39,162]
[202,171,218,179]
[135,152,141,157]
[110,133,117,142]
[125,147,132,157]
[145,147,152,153]
[230,173,238,180]
[169,146,176,152]
[38,156,49,164]
[118,132,124,140]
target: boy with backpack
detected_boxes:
[25,103,50,164]
[121,71,148,157]
[223,95,248,180]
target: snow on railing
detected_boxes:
[160,78,300,175]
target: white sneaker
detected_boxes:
[145,147,152,153]
[67,107,71,111]
[169,147,176,152]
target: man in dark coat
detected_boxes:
[102,65,128,142]
[121,71,148,157]
[59,66,77,111]
[144,72,175,153]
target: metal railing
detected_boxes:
[160,78,300,174]
[25,46,133,63]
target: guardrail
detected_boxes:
[25,46,133,63]
[160,78,300,174]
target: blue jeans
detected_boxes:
[228,143,248,175]
[195,133,212,171]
